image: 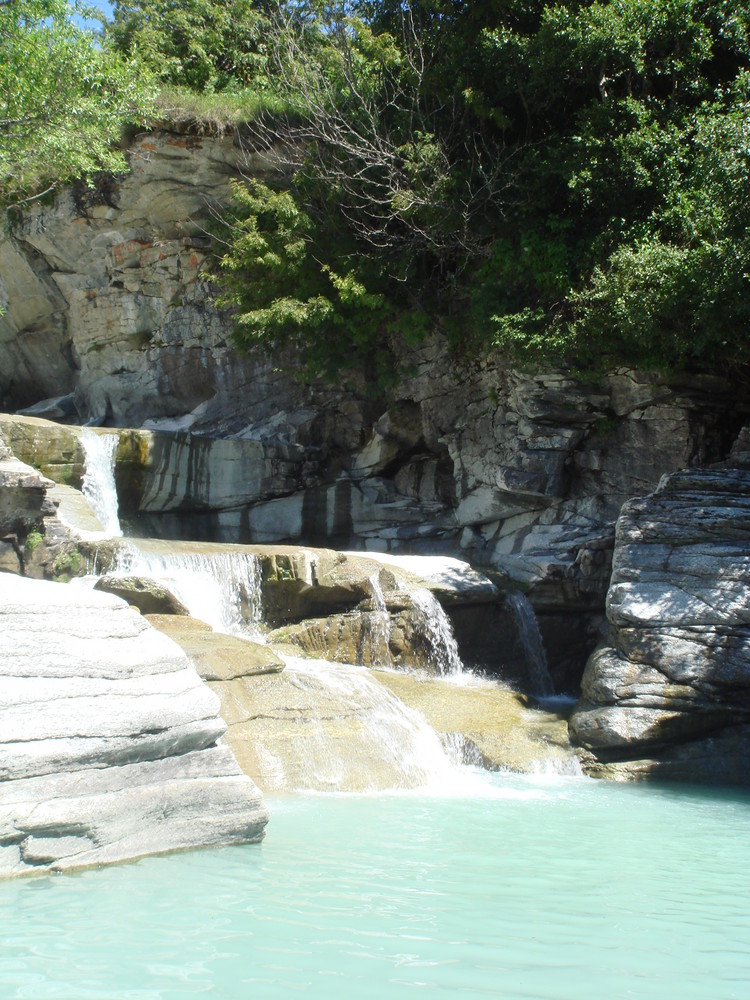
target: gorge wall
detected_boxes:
[2,129,747,685]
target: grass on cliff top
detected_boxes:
[150,86,297,135]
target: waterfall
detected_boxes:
[358,574,392,665]
[506,591,555,697]
[81,428,122,537]
[409,587,463,675]
[114,540,262,635]
[267,655,461,792]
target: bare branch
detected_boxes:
[234,1,515,267]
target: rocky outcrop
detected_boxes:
[569,465,750,784]
[147,615,284,681]
[2,130,747,679]
[267,590,459,675]
[206,652,577,792]
[94,574,190,615]
[0,576,268,877]
[0,427,89,581]
[374,670,579,774]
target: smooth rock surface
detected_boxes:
[94,574,190,615]
[208,657,450,793]
[147,614,285,681]
[373,670,579,774]
[569,466,750,783]
[0,576,268,877]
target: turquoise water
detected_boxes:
[2,773,749,999]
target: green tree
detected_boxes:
[109,0,271,92]
[217,0,750,378]
[217,178,427,387]
[0,0,154,206]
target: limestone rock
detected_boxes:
[147,614,284,680]
[0,576,268,877]
[0,414,84,488]
[267,596,453,674]
[94,574,190,615]
[208,657,451,793]
[0,451,56,538]
[374,670,579,774]
[259,548,398,624]
[569,467,750,784]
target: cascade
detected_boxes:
[114,540,262,635]
[409,586,463,675]
[344,551,465,675]
[506,591,555,697]
[358,573,392,664]
[272,654,462,792]
[80,428,122,537]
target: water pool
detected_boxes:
[2,772,749,999]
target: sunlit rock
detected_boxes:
[0,576,268,877]
[569,463,750,784]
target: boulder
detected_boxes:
[94,574,190,616]
[569,466,750,784]
[0,575,268,877]
[266,587,462,675]
[0,448,56,539]
[259,548,399,623]
[0,414,84,488]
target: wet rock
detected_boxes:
[208,657,450,793]
[259,548,398,623]
[267,591,456,674]
[0,414,84,488]
[147,614,284,680]
[374,670,579,775]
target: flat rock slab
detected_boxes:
[0,576,268,877]
[147,615,284,680]
[343,551,499,605]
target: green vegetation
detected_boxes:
[108,0,271,93]
[24,529,43,554]
[3,0,750,378]
[52,546,83,582]
[0,0,155,205]
[216,0,750,379]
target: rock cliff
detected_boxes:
[1,130,747,681]
[569,461,750,784]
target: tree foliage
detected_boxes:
[109,0,272,92]
[0,0,154,206]
[213,0,750,378]
[5,0,750,378]
[217,178,429,387]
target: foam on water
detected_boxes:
[113,540,262,635]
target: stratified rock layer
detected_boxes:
[0,576,268,877]
[569,467,750,783]
[1,130,745,678]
